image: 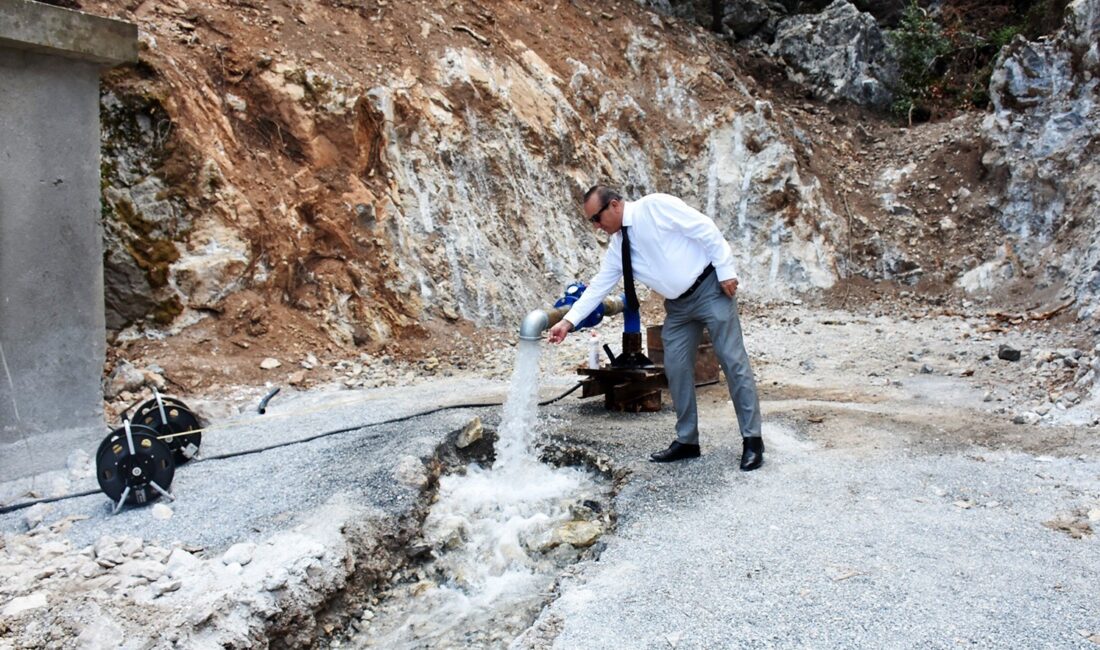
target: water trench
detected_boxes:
[342,341,615,647]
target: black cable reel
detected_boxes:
[95,390,203,514]
[132,392,202,463]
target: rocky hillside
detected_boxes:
[64,0,1098,397]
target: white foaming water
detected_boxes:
[356,340,603,648]
[492,339,543,469]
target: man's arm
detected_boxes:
[549,241,623,343]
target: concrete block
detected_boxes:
[0,2,137,480]
[0,0,137,65]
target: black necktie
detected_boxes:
[621,226,640,311]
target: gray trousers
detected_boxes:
[662,271,762,444]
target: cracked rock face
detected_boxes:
[90,0,1094,359]
[980,0,1100,320]
[97,4,851,346]
[771,0,898,109]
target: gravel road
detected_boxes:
[517,304,1100,648]
[525,413,1099,648]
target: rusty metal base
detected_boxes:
[574,324,721,412]
[576,366,667,412]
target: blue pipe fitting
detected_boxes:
[554,282,605,330]
[622,305,641,334]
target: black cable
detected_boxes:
[0,489,101,515]
[0,382,585,515]
[538,381,584,405]
[257,386,281,414]
[1,378,718,515]
[193,400,508,463]
[194,384,594,466]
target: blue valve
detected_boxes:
[553,282,640,334]
[554,282,605,330]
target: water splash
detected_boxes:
[355,340,603,647]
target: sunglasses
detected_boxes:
[590,198,613,223]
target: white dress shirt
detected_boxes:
[563,193,738,327]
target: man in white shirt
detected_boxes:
[548,186,764,470]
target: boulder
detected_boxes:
[105,361,147,399]
[94,537,125,567]
[1,592,48,617]
[222,542,256,566]
[456,417,484,449]
[394,455,428,488]
[118,559,166,582]
[998,345,1022,362]
[635,0,792,42]
[549,521,603,548]
[720,0,791,42]
[151,503,174,520]
[165,548,202,579]
[770,0,898,109]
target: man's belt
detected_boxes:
[677,263,714,300]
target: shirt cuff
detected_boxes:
[715,264,739,283]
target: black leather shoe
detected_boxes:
[650,440,701,462]
[740,436,764,471]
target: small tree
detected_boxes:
[890,1,952,121]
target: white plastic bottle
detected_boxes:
[588,330,600,369]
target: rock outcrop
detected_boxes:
[770,0,898,109]
[95,0,844,346]
[978,0,1100,321]
[84,0,1097,372]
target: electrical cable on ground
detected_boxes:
[0,381,583,514]
[0,378,718,515]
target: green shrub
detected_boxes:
[890,0,953,117]
[989,25,1022,50]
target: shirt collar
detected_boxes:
[622,200,635,228]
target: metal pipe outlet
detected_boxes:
[518,295,626,341]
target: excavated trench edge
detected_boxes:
[260,425,627,648]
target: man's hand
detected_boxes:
[547,319,574,344]
[720,278,739,297]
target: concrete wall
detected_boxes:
[0,0,136,482]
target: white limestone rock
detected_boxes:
[118,559,166,582]
[394,455,428,488]
[94,538,124,567]
[165,548,202,579]
[222,542,256,566]
[1,592,48,617]
[549,521,603,548]
[22,503,54,530]
[456,417,484,448]
[105,360,147,399]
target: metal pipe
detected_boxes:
[518,295,626,341]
